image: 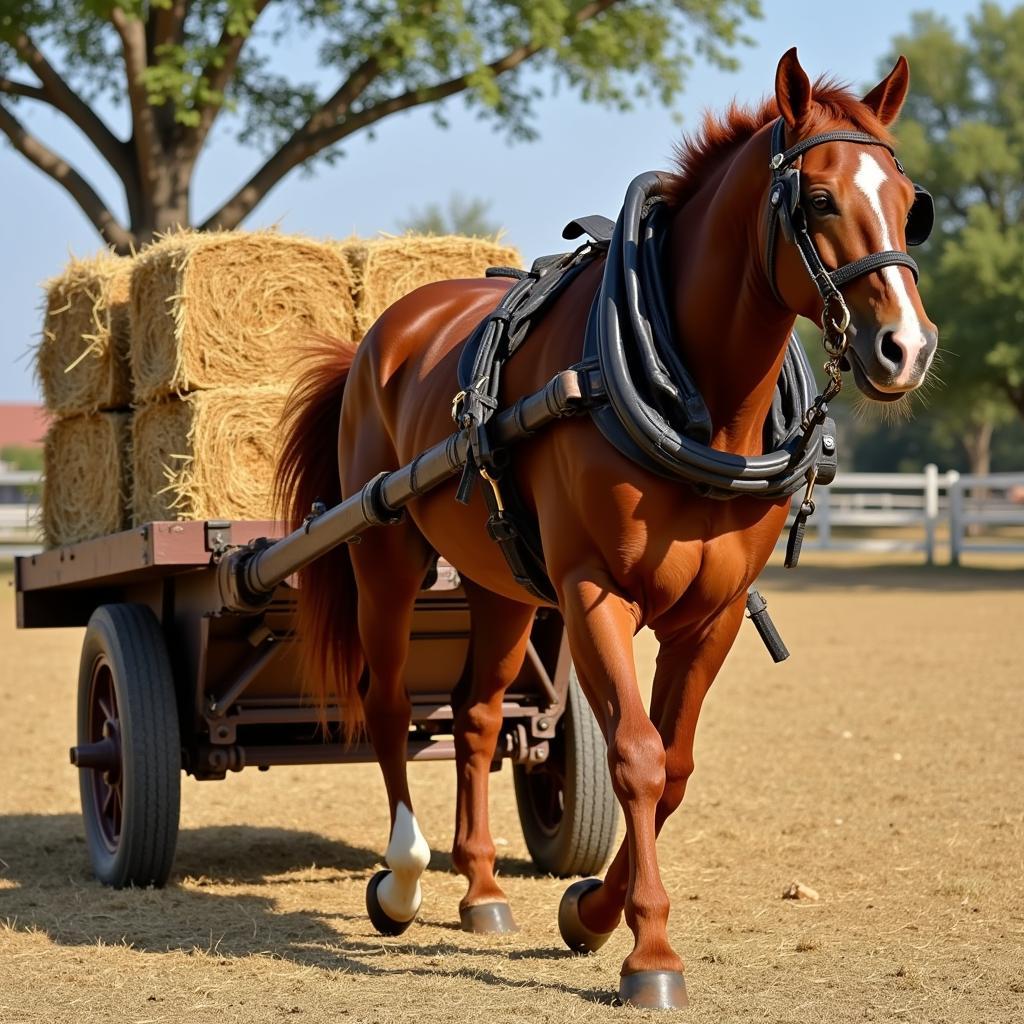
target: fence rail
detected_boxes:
[0,469,42,554]
[3,468,1023,563]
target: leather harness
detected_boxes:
[452,118,933,607]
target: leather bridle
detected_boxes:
[763,117,934,360]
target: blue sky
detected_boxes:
[0,0,988,401]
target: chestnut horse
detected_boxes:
[276,50,936,1008]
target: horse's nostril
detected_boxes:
[880,331,902,367]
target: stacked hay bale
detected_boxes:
[342,235,521,335]
[37,254,133,546]
[128,231,360,523]
[130,230,518,526]
[37,230,521,545]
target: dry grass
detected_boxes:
[1,561,1022,1022]
[345,235,521,334]
[37,254,132,416]
[41,412,130,546]
[130,231,359,402]
[131,385,289,523]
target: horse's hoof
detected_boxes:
[558,878,615,953]
[365,870,416,936]
[617,970,689,1010]
[459,901,519,934]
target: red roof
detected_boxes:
[0,404,50,447]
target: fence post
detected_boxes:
[948,471,962,566]
[923,463,938,565]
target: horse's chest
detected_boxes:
[639,503,787,627]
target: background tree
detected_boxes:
[399,194,501,238]
[880,3,1024,473]
[0,0,759,253]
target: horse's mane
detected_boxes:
[663,77,894,209]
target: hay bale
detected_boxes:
[345,235,521,335]
[132,386,288,523]
[37,254,132,416]
[42,413,130,547]
[130,231,358,402]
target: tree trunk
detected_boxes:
[962,417,993,477]
[122,148,195,252]
[961,416,994,537]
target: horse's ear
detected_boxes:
[775,47,813,129]
[862,56,910,126]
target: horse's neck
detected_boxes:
[668,133,796,456]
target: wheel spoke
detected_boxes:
[96,694,113,723]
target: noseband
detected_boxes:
[764,117,934,354]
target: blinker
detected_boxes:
[905,184,934,247]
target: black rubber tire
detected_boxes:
[513,668,619,877]
[77,604,181,888]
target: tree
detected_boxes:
[0,0,759,252]
[882,3,1024,472]
[399,194,501,238]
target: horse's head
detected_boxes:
[769,49,937,403]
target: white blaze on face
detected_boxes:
[853,152,926,385]
[377,801,431,922]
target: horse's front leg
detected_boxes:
[558,566,685,1009]
[450,581,536,933]
[561,597,748,967]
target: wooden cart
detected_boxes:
[15,518,618,888]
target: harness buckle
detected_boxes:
[451,389,466,423]
[479,466,505,513]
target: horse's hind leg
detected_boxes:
[451,580,536,933]
[350,521,434,935]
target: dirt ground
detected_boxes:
[1,557,1022,1024]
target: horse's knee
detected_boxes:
[455,701,503,742]
[608,721,666,804]
[660,756,694,817]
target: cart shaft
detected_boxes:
[223,369,586,611]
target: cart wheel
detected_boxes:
[513,668,619,877]
[73,604,181,888]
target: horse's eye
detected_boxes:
[809,193,834,213]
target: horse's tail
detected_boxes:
[274,337,364,739]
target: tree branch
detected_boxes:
[13,33,136,188]
[0,102,134,251]
[203,0,621,231]
[0,77,47,102]
[189,0,273,153]
[109,6,163,192]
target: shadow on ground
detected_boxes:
[760,562,1024,592]
[0,814,607,1000]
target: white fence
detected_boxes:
[0,469,42,556]
[786,465,1024,563]
[3,468,1023,563]
[948,471,1024,564]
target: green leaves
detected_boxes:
[885,2,1024,421]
